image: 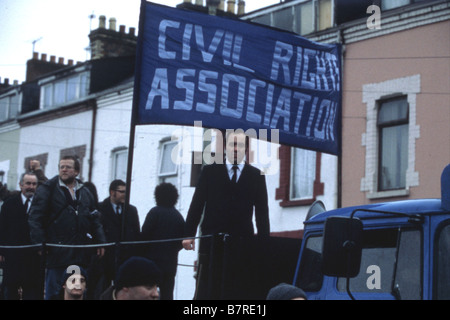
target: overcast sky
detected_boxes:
[0,0,280,84]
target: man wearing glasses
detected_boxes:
[97,179,141,293]
[28,155,106,300]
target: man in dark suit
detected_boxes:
[0,172,43,299]
[98,179,141,290]
[182,131,270,299]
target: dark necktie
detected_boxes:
[116,204,121,215]
[231,165,238,184]
[24,198,30,214]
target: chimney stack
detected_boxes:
[89,15,138,60]
[25,51,73,82]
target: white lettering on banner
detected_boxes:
[146,68,337,141]
[147,19,340,142]
[270,41,340,90]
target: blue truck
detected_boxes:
[293,164,450,300]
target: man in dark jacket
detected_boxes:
[182,131,270,299]
[141,183,185,300]
[28,156,106,300]
[0,172,43,299]
[98,179,140,290]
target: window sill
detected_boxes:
[367,189,410,200]
[279,198,315,208]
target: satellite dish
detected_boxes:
[306,200,326,220]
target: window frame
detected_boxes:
[0,91,21,122]
[111,147,128,181]
[361,75,420,200]
[158,139,178,180]
[377,96,409,192]
[276,145,324,207]
[40,72,90,109]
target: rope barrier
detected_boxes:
[0,234,216,249]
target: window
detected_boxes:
[377,97,409,191]
[435,223,450,300]
[276,146,323,207]
[291,148,316,200]
[247,0,332,36]
[273,7,294,33]
[295,235,324,292]
[361,75,420,200]
[337,228,421,299]
[158,140,178,184]
[381,0,427,11]
[112,148,128,181]
[41,72,89,109]
[318,0,333,31]
[0,92,20,122]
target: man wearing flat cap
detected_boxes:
[100,256,162,300]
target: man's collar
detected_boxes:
[21,193,31,203]
[59,178,81,190]
[225,159,245,171]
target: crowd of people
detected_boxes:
[0,156,185,300]
[0,131,307,300]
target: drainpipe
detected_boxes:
[88,99,97,182]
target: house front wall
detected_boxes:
[18,110,94,182]
[342,20,450,206]
[0,125,20,189]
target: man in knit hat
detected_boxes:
[266,283,307,300]
[100,256,162,300]
[50,265,88,300]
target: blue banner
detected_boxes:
[135,2,342,155]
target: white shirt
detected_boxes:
[111,202,122,214]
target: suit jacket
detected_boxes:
[0,193,41,285]
[98,198,141,277]
[185,163,270,240]
[98,198,140,243]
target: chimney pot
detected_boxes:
[183,0,191,3]
[68,59,74,66]
[227,0,236,14]
[129,27,136,36]
[58,57,64,64]
[218,0,225,10]
[50,55,56,63]
[195,0,203,5]
[99,15,106,28]
[4,78,9,85]
[109,18,116,31]
[41,53,47,61]
[13,80,19,85]
[119,25,126,33]
[33,52,39,60]
[237,0,245,15]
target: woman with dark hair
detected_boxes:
[141,183,186,300]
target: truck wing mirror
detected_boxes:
[322,216,363,278]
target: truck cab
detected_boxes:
[293,165,450,300]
